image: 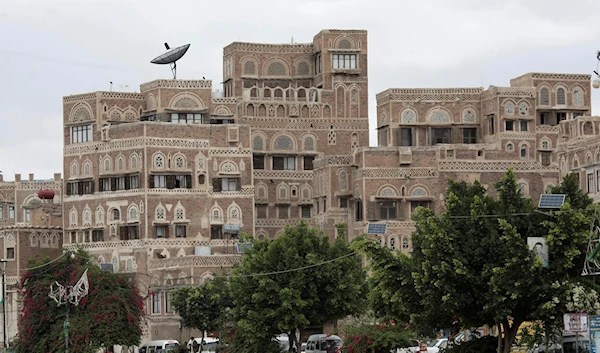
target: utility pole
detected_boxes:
[65,251,70,353]
[1,259,7,353]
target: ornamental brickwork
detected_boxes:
[57,27,597,344]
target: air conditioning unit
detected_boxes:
[194,246,211,256]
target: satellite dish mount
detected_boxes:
[150,42,191,79]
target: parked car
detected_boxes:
[398,338,448,353]
[194,337,220,353]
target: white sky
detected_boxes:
[1,0,599,181]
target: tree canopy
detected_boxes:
[16,250,144,353]
[171,276,231,350]
[355,171,596,353]
[229,222,368,353]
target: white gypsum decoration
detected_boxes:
[49,269,89,306]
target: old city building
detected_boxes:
[58,28,596,343]
[61,29,369,341]
[0,173,63,346]
[323,72,593,251]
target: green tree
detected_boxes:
[171,276,232,351]
[355,170,594,353]
[15,250,144,353]
[229,221,368,353]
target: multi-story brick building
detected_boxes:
[318,72,592,251]
[0,172,62,346]
[60,27,596,344]
[61,29,370,341]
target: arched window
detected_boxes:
[128,205,138,221]
[297,61,309,75]
[156,205,165,220]
[519,102,529,115]
[573,87,584,106]
[112,208,120,221]
[103,158,111,172]
[83,161,92,176]
[243,60,256,75]
[70,161,79,177]
[95,207,104,226]
[505,102,514,115]
[520,145,527,158]
[506,143,514,152]
[174,155,185,169]
[253,136,263,150]
[388,236,397,251]
[339,171,348,191]
[154,154,164,169]
[557,87,566,105]
[130,154,138,169]
[117,156,125,171]
[541,141,549,149]
[229,205,241,222]
[266,61,287,76]
[274,135,293,150]
[304,136,314,151]
[175,206,185,220]
[402,236,409,250]
[540,88,550,105]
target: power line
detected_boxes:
[22,252,67,271]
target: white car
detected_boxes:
[426,338,448,353]
[397,338,448,353]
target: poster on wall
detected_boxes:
[528,237,549,268]
[564,313,589,333]
[589,315,600,353]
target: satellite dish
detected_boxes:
[150,43,190,79]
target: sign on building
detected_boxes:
[589,315,600,353]
[564,313,589,333]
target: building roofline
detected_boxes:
[511,72,591,81]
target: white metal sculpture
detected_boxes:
[49,269,89,306]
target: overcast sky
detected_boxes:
[1,0,599,181]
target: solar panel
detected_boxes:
[237,243,252,253]
[367,223,387,235]
[538,194,566,209]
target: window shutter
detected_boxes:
[111,178,117,191]
[148,175,154,189]
[166,175,175,189]
[77,182,83,195]
[99,178,104,192]
[212,178,221,192]
[367,202,377,220]
[185,175,192,189]
[66,183,72,196]
[119,226,127,241]
[124,176,130,190]
[90,181,95,194]
[236,178,242,191]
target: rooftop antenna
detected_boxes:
[150,42,191,79]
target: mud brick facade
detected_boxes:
[56,28,597,344]
[0,173,63,345]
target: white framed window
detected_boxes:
[172,113,202,124]
[273,156,295,170]
[153,175,166,188]
[24,209,31,223]
[221,178,238,191]
[71,124,92,144]
[152,292,161,314]
[332,54,357,69]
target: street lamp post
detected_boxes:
[1,259,8,353]
[593,51,600,89]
